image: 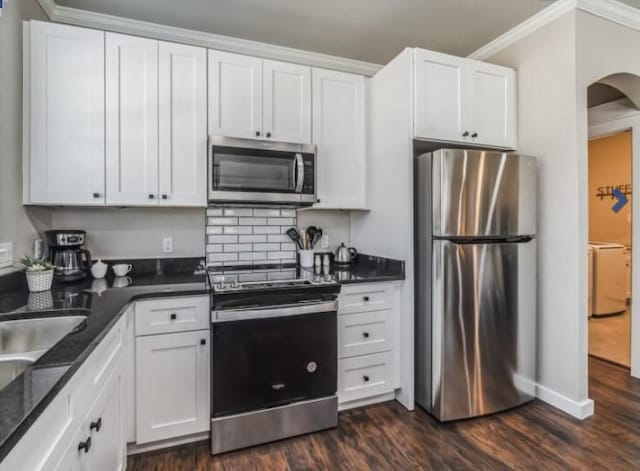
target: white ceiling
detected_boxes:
[55,0,558,64]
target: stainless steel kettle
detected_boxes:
[335,243,358,265]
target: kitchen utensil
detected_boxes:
[112,264,133,277]
[286,228,304,250]
[335,243,358,265]
[298,226,307,249]
[306,226,318,249]
[311,229,323,249]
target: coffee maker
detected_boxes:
[46,230,92,282]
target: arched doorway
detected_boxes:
[586,73,640,383]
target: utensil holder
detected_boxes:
[299,250,315,268]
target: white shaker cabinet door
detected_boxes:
[135,330,210,444]
[105,33,159,206]
[28,21,105,205]
[158,42,207,207]
[312,68,366,209]
[413,49,467,143]
[263,60,312,144]
[209,50,263,139]
[466,61,516,149]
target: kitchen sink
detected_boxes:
[0,359,35,391]
[0,316,87,359]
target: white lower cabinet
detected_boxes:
[55,358,125,471]
[337,282,401,408]
[135,330,210,444]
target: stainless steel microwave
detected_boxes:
[208,137,316,205]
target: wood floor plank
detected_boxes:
[128,358,640,470]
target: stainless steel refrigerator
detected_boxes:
[414,149,537,421]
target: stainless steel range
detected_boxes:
[207,264,340,455]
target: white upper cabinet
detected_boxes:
[27,21,105,205]
[158,42,207,206]
[413,48,516,149]
[263,60,311,144]
[208,50,263,139]
[311,68,366,209]
[209,51,312,144]
[414,49,465,143]
[466,60,516,149]
[106,33,159,206]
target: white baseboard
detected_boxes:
[127,432,209,455]
[536,384,594,419]
[338,392,396,411]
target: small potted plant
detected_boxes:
[19,256,55,292]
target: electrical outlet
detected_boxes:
[0,242,13,269]
[162,237,173,254]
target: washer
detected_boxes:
[589,242,626,316]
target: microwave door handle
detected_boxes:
[295,153,304,193]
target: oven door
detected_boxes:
[208,137,316,205]
[211,303,337,417]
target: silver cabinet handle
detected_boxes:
[294,153,304,193]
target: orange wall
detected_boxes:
[588,130,632,246]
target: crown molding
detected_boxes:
[469,0,640,61]
[468,0,577,60]
[35,0,382,76]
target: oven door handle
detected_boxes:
[294,153,304,193]
[212,300,337,322]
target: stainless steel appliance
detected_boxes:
[334,243,358,265]
[208,265,339,454]
[45,230,92,282]
[208,136,316,205]
[414,149,537,421]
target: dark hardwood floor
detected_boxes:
[127,358,640,470]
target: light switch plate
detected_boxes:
[0,242,14,269]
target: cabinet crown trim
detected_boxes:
[35,0,381,76]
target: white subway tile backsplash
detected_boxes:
[254,226,281,235]
[224,226,252,235]
[239,235,267,243]
[268,251,296,260]
[208,217,238,226]
[206,226,223,235]
[224,208,253,217]
[239,252,267,261]
[209,253,238,262]
[267,217,294,226]
[239,217,267,226]
[209,235,238,244]
[254,243,281,252]
[267,234,289,243]
[205,205,298,267]
[224,244,253,253]
[253,208,281,217]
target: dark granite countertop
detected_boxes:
[0,257,208,462]
[307,253,405,284]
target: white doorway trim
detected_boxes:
[589,102,640,378]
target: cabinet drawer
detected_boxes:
[338,352,396,403]
[339,310,394,358]
[72,316,124,419]
[339,283,394,314]
[135,296,209,336]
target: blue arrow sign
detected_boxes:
[612,188,628,213]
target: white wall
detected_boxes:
[487,12,595,417]
[0,0,50,266]
[297,209,351,250]
[576,10,640,379]
[50,208,205,259]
